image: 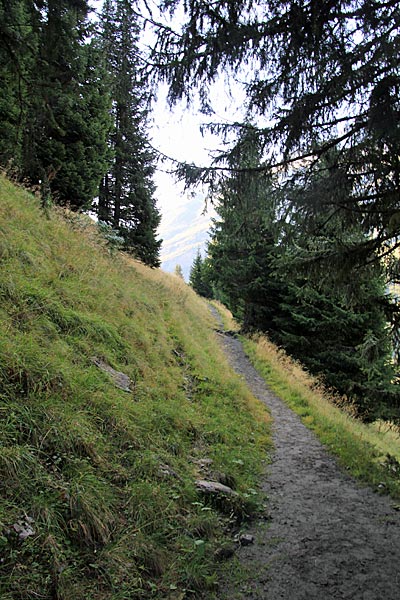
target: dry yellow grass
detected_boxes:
[244,332,400,498]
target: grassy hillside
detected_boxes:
[0,175,270,600]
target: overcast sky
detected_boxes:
[150,81,247,219]
[89,0,246,224]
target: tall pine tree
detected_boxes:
[209,125,282,331]
[0,0,38,172]
[97,0,161,267]
[208,128,398,421]
[154,0,400,266]
[23,0,110,208]
[189,250,213,298]
[0,0,111,209]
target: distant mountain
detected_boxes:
[159,193,216,280]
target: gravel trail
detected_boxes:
[213,320,400,600]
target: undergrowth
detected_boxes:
[243,333,400,502]
[0,175,271,599]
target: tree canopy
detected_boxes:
[96,0,161,266]
[153,0,400,266]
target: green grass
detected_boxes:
[0,175,271,599]
[243,333,400,501]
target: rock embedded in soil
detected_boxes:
[91,357,132,392]
[195,479,238,496]
[157,463,181,479]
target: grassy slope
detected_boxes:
[243,334,400,501]
[0,175,271,600]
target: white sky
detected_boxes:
[88,0,246,231]
[150,81,246,217]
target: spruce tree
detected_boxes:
[0,1,111,208]
[189,251,203,294]
[281,152,397,413]
[189,250,213,298]
[270,163,398,420]
[272,266,396,421]
[208,125,282,331]
[21,0,110,209]
[97,0,161,267]
[0,0,38,172]
[174,264,184,279]
[152,0,400,420]
[207,126,398,420]
[154,0,400,264]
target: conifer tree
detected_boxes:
[154,0,400,266]
[189,250,213,298]
[174,264,184,279]
[0,0,38,172]
[208,125,282,331]
[272,256,396,421]
[272,147,397,412]
[151,0,400,419]
[208,127,398,420]
[189,250,203,293]
[97,0,161,267]
[22,0,110,209]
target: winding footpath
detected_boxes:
[212,316,400,600]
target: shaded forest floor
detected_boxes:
[211,312,400,600]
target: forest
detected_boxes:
[1,0,400,423]
[0,0,161,266]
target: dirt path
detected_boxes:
[213,320,400,600]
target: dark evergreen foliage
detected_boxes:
[0,0,161,265]
[150,0,400,420]
[0,0,111,209]
[154,0,400,266]
[0,0,38,171]
[272,270,397,421]
[96,0,161,267]
[208,126,283,332]
[189,250,213,298]
[207,126,399,421]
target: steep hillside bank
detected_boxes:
[0,175,270,599]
